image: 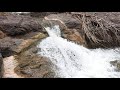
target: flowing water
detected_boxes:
[37,25,120,78]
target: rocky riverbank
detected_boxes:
[1,12,120,78]
[0,12,52,78]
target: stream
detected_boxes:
[37,25,120,78]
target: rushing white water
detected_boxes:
[37,25,120,78]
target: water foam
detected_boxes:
[37,25,120,78]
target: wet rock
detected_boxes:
[14,46,56,78]
[0,53,3,78]
[44,13,86,46]
[15,33,47,54]
[61,29,86,45]
[110,60,120,71]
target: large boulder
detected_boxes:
[0,32,47,58]
[14,47,56,78]
[0,14,43,36]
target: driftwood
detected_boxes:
[72,12,120,48]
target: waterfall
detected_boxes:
[37,25,120,78]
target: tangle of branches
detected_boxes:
[72,12,120,48]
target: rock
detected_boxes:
[15,32,47,54]
[14,46,56,78]
[110,60,120,71]
[0,33,47,57]
[30,32,47,39]
[0,53,3,78]
[2,56,23,78]
[43,13,86,46]
[45,13,82,29]
[0,14,43,36]
[0,30,6,39]
[0,37,24,57]
[62,29,86,45]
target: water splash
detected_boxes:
[37,25,120,78]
